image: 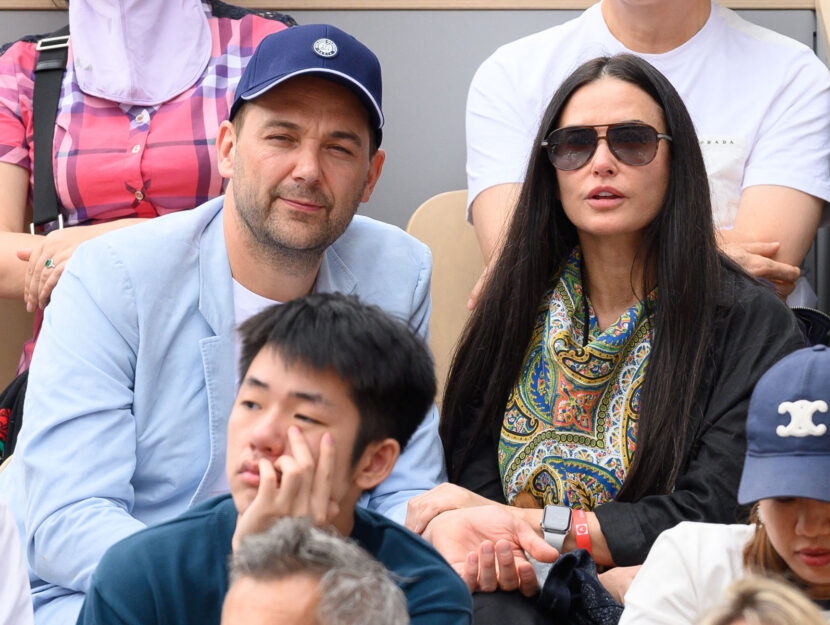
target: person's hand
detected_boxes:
[405,482,493,534]
[422,505,559,596]
[17,226,91,312]
[719,241,800,298]
[232,428,338,550]
[597,565,641,605]
[467,262,493,310]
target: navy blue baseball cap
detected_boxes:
[738,344,830,504]
[230,24,384,145]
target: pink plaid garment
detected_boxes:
[0,7,290,225]
[0,5,292,371]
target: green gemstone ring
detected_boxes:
[45,259,56,269]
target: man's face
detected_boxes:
[224,75,384,257]
[221,575,319,625]
[226,347,362,516]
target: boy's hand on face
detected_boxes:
[232,428,339,550]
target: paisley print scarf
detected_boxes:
[499,248,656,510]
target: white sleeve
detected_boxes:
[741,51,830,203]
[0,501,34,625]
[619,523,709,625]
[465,49,538,221]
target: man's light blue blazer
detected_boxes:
[0,197,446,624]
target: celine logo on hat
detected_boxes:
[776,400,828,438]
[313,38,338,58]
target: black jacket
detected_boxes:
[446,270,804,566]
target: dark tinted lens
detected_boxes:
[548,127,597,171]
[606,124,658,166]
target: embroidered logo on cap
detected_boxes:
[776,399,828,438]
[312,38,338,58]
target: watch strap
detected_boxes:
[573,509,592,555]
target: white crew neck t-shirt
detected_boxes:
[232,278,282,387]
[466,0,830,232]
[205,279,280,497]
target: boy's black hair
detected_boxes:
[237,293,436,463]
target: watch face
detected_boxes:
[542,505,572,532]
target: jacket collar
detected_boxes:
[198,197,235,337]
[315,241,358,296]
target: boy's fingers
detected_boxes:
[310,432,336,525]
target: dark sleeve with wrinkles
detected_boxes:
[594,278,804,565]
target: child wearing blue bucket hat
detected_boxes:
[620,344,830,624]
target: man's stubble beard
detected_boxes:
[232,164,367,277]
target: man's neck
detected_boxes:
[601,0,711,54]
[223,194,323,303]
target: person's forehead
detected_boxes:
[224,575,319,625]
[244,348,357,412]
[559,77,664,128]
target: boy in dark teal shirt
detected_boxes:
[76,294,472,625]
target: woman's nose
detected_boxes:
[795,500,830,538]
[591,137,619,176]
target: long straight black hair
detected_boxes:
[442,54,723,502]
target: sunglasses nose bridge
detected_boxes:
[589,133,619,169]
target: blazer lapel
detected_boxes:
[192,199,236,505]
[315,245,358,295]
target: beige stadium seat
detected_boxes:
[0,299,33,388]
[0,454,12,475]
[406,190,484,405]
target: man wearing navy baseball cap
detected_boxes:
[0,24,445,624]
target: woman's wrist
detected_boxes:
[504,504,545,536]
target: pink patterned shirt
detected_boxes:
[0,3,292,226]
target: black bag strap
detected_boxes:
[31,25,69,234]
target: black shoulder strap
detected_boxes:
[31,25,69,233]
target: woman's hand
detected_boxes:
[422,504,559,595]
[405,482,493,534]
[18,226,92,312]
[464,539,539,596]
[17,218,147,311]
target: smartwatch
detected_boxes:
[540,505,572,551]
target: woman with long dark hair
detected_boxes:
[405,54,803,599]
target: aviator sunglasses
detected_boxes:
[541,122,672,171]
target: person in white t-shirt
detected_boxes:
[467,0,830,307]
[0,498,34,625]
[620,344,830,624]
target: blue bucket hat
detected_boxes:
[738,344,830,504]
[230,24,383,145]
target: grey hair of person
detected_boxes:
[697,575,825,625]
[228,518,410,625]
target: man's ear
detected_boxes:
[360,149,385,203]
[216,120,236,180]
[351,437,399,491]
